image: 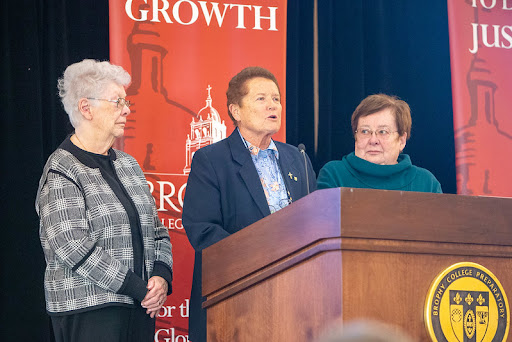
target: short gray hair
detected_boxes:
[57,59,131,127]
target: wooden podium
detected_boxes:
[202,188,512,341]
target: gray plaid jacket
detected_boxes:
[36,145,173,314]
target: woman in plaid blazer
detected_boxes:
[35,59,173,342]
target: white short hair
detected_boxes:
[57,59,131,127]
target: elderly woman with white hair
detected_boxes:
[35,59,173,342]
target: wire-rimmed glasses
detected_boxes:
[87,97,131,108]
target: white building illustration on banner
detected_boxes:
[184,85,226,174]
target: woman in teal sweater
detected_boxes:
[317,94,442,193]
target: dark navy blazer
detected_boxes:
[182,129,316,342]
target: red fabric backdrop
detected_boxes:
[448,0,512,197]
[109,1,287,340]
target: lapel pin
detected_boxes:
[288,172,293,179]
[294,176,297,181]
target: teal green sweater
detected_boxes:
[317,152,442,193]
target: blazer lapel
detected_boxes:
[228,131,271,217]
[277,145,301,204]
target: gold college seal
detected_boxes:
[425,262,509,342]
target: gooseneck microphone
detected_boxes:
[297,144,310,195]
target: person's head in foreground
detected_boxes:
[316,319,414,342]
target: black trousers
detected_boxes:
[51,305,155,342]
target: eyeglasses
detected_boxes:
[355,128,398,140]
[87,97,131,108]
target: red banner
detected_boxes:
[448,0,512,196]
[108,0,287,340]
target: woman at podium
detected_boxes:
[317,94,442,193]
[182,66,316,342]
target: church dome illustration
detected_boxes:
[183,85,226,174]
[197,85,222,123]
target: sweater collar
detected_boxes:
[60,134,117,168]
[343,152,417,189]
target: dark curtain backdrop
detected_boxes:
[2,1,455,340]
[286,0,315,158]
[1,1,109,341]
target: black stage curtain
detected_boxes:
[1,1,456,340]
[286,0,315,159]
[1,1,109,340]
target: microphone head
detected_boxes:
[298,143,306,152]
